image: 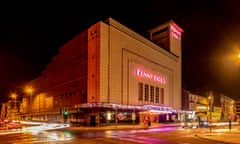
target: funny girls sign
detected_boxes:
[136,68,166,84]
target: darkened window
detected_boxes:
[150,86,154,102]
[144,84,149,102]
[155,87,159,103]
[138,83,143,101]
[160,88,164,104]
[152,27,169,36]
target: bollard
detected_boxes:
[229,120,231,131]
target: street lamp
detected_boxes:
[25,86,34,120]
[38,93,41,113]
[10,92,17,109]
[208,92,213,133]
[25,86,34,103]
[236,53,240,64]
[10,92,17,120]
[229,100,234,131]
[238,53,240,59]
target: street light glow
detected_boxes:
[238,53,240,59]
[10,93,17,99]
[25,86,34,103]
[25,86,34,94]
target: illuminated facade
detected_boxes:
[235,100,240,120]
[182,89,237,122]
[20,18,183,126]
[1,100,21,120]
[220,94,236,121]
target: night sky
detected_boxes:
[0,0,240,103]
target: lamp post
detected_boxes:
[25,86,33,103]
[229,100,234,131]
[11,93,17,108]
[25,86,34,120]
[38,93,41,113]
[208,92,213,133]
[10,92,17,120]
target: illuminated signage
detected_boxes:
[136,69,166,84]
[144,105,172,113]
[170,25,181,40]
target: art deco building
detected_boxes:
[20,17,183,126]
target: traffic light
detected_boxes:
[63,108,68,123]
[63,109,69,116]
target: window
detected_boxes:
[150,86,154,102]
[144,84,149,102]
[160,88,164,104]
[138,83,143,101]
[155,87,159,103]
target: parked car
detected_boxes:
[182,119,199,128]
[199,121,209,127]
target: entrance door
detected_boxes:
[90,115,96,126]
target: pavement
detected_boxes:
[69,122,240,144]
[194,127,240,144]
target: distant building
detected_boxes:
[182,89,236,122]
[182,89,208,121]
[235,100,240,120]
[1,100,21,120]
[0,103,7,118]
[19,17,183,126]
[220,94,236,121]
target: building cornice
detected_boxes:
[103,17,179,61]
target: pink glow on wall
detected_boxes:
[136,69,166,84]
[170,25,182,40]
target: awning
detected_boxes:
[196,112,207,117]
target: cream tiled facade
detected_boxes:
[95,18,182,109]
[17,17,183,125]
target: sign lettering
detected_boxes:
[136,69,166,84]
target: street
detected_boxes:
[0,123,232,144]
